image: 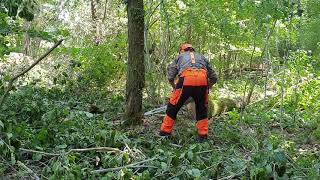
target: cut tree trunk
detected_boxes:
[124,0,145,125]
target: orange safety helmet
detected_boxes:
[179,43,193,53]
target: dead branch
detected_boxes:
[0,39,64,108]
[66,147,122,154]
[20,148,60,156]
[91,165,157,174]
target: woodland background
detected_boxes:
[0,0,320,179]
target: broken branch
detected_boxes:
[66,147,122,154]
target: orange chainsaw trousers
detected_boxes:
[160,69,209,136]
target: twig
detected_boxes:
[170,143,183,148]
[0,39,64,108]
[17,161,40,180]
[124,143,134,156]
[91,157,156,174]
[196,149,216,155]
[134,148,146,158]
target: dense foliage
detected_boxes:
[0,0,319,179]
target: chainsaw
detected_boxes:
[144,105,167,116]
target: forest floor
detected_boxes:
[1,57,320,179]
[1,73,320,179]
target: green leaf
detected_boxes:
[52,161,61,172]
[123,153,129,163]
[85,112,94,118]
[7,133,13,139]
[187,168,201,177]
[274,149,287,164]
[187,150,193,160]
[160,162,167,170]
[37,129,48,141]
[57,144,67,149]
[33,153,43,161]
[179,152,185,159]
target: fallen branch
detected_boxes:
[66,147,122,154]
[0,39,64,108]
[17,161,40,180]
[91,157,156,174]
[20,146,122,157]
[20,148,60,156]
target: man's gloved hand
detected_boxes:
[169,80,175,89]
[208,77,217,89]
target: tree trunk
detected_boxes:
[91,0,100,44]
[124,0,145,125]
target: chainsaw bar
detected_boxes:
[144,105,167,116]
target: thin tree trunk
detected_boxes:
[245,20,277,106]
[124,0,145,125]
[102,0,110,22]
[91,0,100,44]
[23,21,31,56]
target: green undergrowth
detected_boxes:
[1,78,320,179]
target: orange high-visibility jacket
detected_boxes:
[167,52,218,85]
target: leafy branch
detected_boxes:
[0,39,64,109]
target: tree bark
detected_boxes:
[124,0,145,125]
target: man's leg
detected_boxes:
[160,87,192,135]
[192,86,209,138]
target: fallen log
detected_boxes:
[144,95,241,119]
[186,96,241,119]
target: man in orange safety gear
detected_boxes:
[159,43,218,142]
